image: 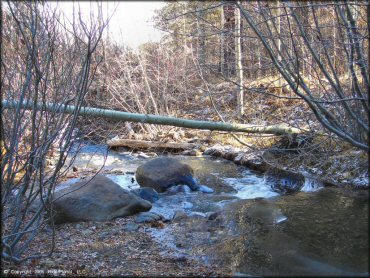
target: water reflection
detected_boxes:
[209,188,369,276]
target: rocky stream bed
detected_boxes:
[4,143,369,277]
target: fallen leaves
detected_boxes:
[3,216,228,277]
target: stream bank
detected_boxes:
[200,144,369,190]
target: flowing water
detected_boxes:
[60,144,369,276]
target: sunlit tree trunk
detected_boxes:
[197,5,206,69]
[332,8,336,72]
[276,1,282,94]
[181,3,189,103]
[235,2,244,117]
[220,3,225,75]
[224,3,235,77]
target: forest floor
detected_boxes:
[3,216,230,277]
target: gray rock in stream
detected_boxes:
[132,187,159,203]
[266,168,304,194]
[198,185,214,193]
[167,185,192,194]
[135,212,163,223]
[124,221,139,232]
[232,272,255,277]
[32,175,152,224]
[136,157,214,193]
[148,206,177,222]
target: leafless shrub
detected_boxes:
[82,40,200,141]
[1,1,106,263]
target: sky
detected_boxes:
[53,1,166,49]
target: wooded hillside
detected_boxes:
[80,1,368,150]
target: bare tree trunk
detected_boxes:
[220,3,225,74]
[332,8,336,72]
[224,4,236,77]
[235,2,244,117]
[182,3,188,102]
[276,1,282,94]
[197,5,206,69]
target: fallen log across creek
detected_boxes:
[2,100,304,135]
[107,138,198,150]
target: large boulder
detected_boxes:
[135,157,200,193]
[48,175,152,224]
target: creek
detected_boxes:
[58,143,368,276]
